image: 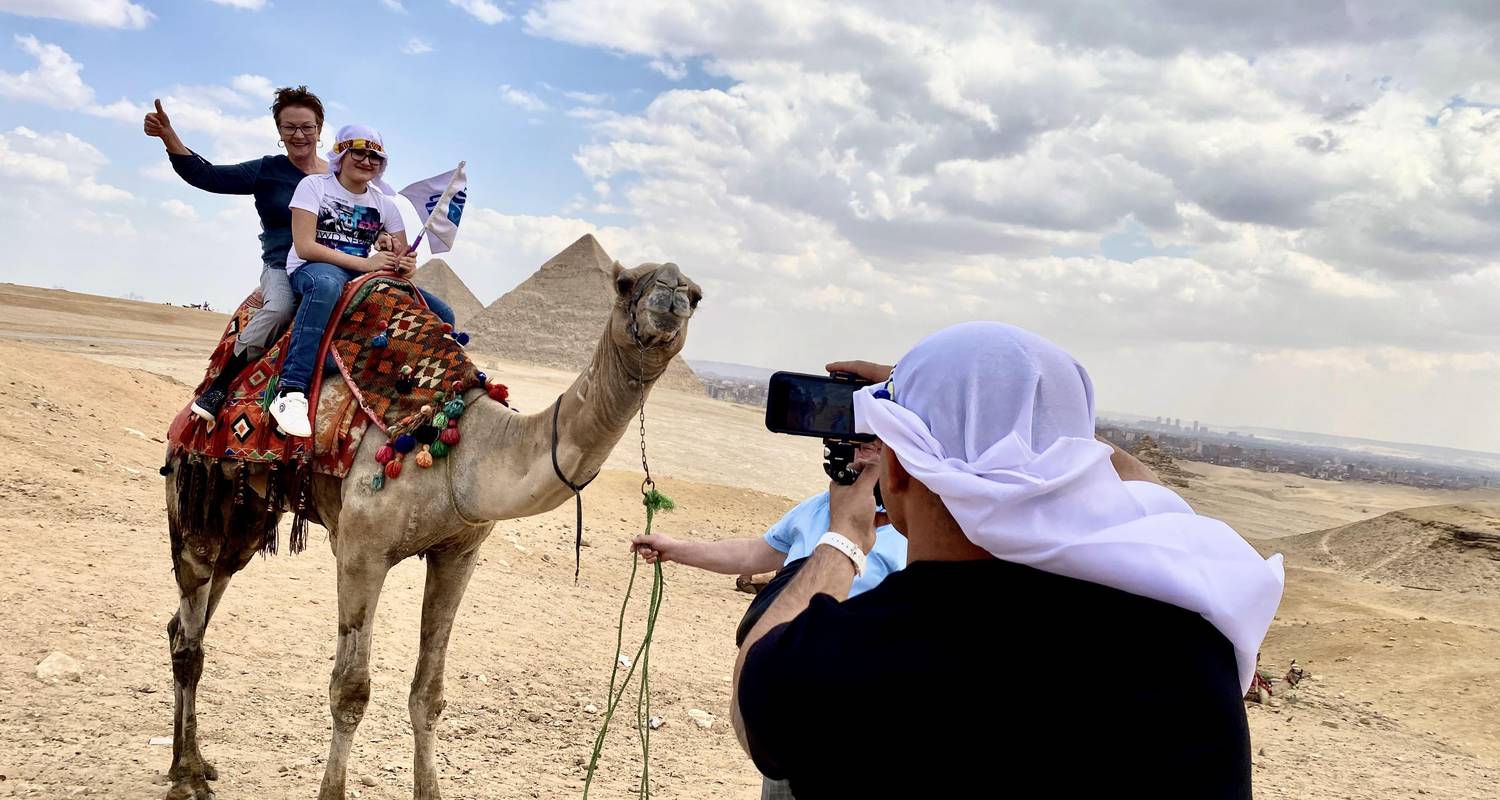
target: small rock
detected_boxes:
[35,652,82,682]
[148,736,172,746]
[1321,720,1340,729]
[584,704,598,714]
[618,655,632,668]
[687,708,715,730]
[360,775,378,787]
[648,716,664,731]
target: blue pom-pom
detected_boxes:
[392,433,417,454]
[872,387,891,400]
[455,331,470,346]
[444,399,466,419]
[371,333,389,348]
[475,371,488,385]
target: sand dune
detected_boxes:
[1,285,1498,799]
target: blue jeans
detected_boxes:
[281,262,456,392]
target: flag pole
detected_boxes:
[405,160,466,256]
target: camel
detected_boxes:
[161,261,701,800]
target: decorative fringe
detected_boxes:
[288,455,312,555]
[233,461,249,507]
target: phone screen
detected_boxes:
[764,372,872,440]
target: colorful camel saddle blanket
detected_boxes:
[167,273,505,481]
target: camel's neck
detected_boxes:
[453,327,670,522]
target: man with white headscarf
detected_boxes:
[732,322,1284,799]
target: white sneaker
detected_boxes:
[271,391,313,438]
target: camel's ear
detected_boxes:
[611,261,634,299]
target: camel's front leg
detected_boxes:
[318,553,391,800]
[410,540,485,800]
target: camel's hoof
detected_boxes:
[164,775,215,800]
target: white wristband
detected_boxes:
[816,532,867,577]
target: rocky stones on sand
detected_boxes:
[687,708,715,730]
[34,652,81,682]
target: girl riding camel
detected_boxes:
[269,124,455,437]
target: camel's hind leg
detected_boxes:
[163,461,271,800]
[410,538,486,800]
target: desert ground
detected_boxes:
[1,281,1498,799]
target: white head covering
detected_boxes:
[854,321,1284,690]
[327,123,395,195]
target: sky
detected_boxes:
[0,0,1497,453]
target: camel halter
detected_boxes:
[550,267,677,580]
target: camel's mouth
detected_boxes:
[632,280,695,346]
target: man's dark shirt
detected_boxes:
[739,559,1252,799]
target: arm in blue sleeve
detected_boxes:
[168,151,261,195]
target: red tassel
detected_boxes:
[385,459,403,479]
[488,383,509,404]
[440,427,460,446]
[375,444,394,464]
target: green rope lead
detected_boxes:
[581,490,674,799]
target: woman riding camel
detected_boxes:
[144,85,329,421]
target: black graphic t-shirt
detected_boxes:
[286,173,404,272]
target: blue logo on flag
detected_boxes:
[425,190,467,226]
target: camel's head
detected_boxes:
[609,261,701,361]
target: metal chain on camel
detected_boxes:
[581,300,674,799]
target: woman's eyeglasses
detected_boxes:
[347,148,387,165]
[279,123,319,137]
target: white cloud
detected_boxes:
[565,105,618,122]
[229,74,274,101]
[402,37,433,55]
[160,198,198,220]
[0,35,270,162]
[648,59,686,81]
[0,0,152,29]
[0,34,98,108]
[379,0,405,10]
[450,0,506,24]
[207,0,266,9]
[499,84,548,112]
[562,89,608,105]
[0,126,133,203]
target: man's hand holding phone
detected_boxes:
[827,441,883,553]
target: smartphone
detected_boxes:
[764,371,875,441]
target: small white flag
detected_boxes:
[398,161,467,255]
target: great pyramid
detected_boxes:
[463,234,705,394]
[411,258,484,327]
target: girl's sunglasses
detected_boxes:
[347,148,387,165]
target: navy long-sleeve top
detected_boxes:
[168,151,313,270]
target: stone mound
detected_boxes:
[410,258,484,327]
[463,234,704,394]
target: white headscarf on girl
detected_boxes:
[853,321,1284,691]
[326,123,395,195]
